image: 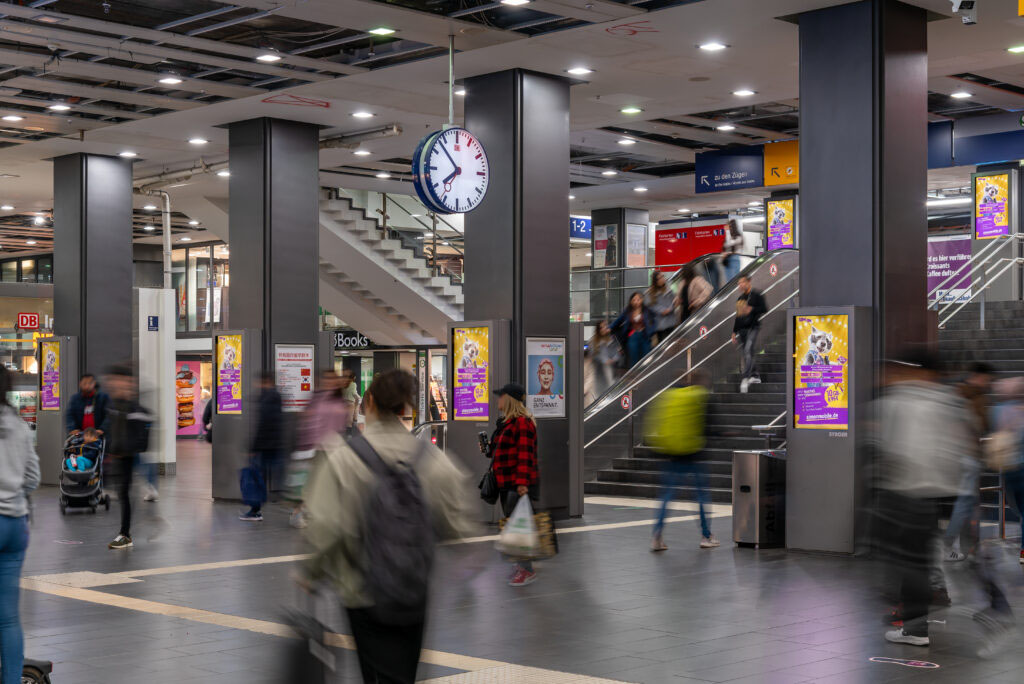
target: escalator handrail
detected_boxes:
[584,252,800,420]
[584,287,800,450]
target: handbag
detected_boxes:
[983,430,1019,470]
[478,463,499,504]
[239,462,267,507]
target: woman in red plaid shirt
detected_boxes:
[488,383,539,587]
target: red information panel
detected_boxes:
[654,224,727,272]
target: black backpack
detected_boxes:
[347,434,434,625]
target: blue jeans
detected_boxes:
[0,515,27,684]
[653,460,711,539]
[943,494,977,550]
[722,254,741,282]
[626,333,651,369]
[1004,468,1024,550]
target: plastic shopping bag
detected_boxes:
[496,496,540,558]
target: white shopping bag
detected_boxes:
[496,496,540,558]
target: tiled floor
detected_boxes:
[19,441,1024,683]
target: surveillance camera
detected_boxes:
[951,0,977,25]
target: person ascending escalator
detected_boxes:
[610,292,655,369]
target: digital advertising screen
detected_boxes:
[765,198,795,251]
[525,337,565,418]
[452,326,490,421]
[793,315,849,430]
[216,334,242,415]
[974,172,1011,240]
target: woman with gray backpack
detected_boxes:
[301,369,476,683]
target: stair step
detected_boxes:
[584,480,733,503]
[595,468,733,489]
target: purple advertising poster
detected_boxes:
[974,173,1010,239]
[40,339,60,410]
[927,235,972,303]
[793,315,849,430]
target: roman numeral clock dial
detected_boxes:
[414,127,489,214]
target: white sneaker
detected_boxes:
[143,484,158,502]
[748,376,761,384]
[885,629,929,646]
[290,510,308,529]
[740,378,749,394]
[700,535,721,549]
[943,549,966,562]
[651,535,668,552]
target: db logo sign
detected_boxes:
[17,313,38,329]
[699,325,709,338]
[769,264,778,277]
[620,392,632,411]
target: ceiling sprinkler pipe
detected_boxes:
[134,188,174,289]
[319,124,402,149]
[133,159,228,190]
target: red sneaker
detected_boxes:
[509,569,537,587]
[1019,549,1024,565]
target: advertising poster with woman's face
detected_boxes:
[526,338,565,418]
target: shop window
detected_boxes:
[189,246,211,331]
[0,261,15,283]
[172,249,187,332]
[19,260,35,283]
[36,256,52,283]
[211,244,229,329]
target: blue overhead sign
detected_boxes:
[570,216,592,240]
[695,147,764,193]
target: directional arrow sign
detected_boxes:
[771,167,781,178]
[701,175,710,186]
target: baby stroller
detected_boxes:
[58,434,110,515]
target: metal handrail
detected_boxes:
[938,257,1024,329]
[928,233,1021,309]
[583,287,800,450]
[584,259,800,421]
[751,412,787,431]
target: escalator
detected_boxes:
[583,249,800,502]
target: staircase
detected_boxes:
[938,300,1024,524]
[585,344,787,503]
[318,195,463,345]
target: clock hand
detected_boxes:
[440,141,457,169]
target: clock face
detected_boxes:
[423,128,489,214]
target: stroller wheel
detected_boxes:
[104,498,110,511]
[22,665,49,683]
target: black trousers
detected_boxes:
[875,491,939,637]
[113,455,133,537]
[346,607,425,684]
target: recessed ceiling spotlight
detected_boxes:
[454,88,466,96]
[501,0,531,5]
[617,138,637,146]
[188,137,208,145]
[699,42,728,51]
[716,124,736,132]
[585,252,592,257]
[634,186,648,193]
[256,52,282,62]
[143,225,155,231]
[25,239,36,245]
[158,76,183,85]
[1008,45,1024,53]
[217,169,231,177]
[33,216,44,225]
[143,204,157,211]
[188,219,199,226]
[1,115,23,122]
[620,106,643,115]
[677,208,689,213]
[353,149,371,156]
[376,172,392,179]
[601,170,617,176]
[352,111,375,119]
[733,89,756,97]
[119,150,137,157]
[951,91,972,99]
[0,205,12,211]
[368,27,396,35]
[180,236,192,242]
[568,195,575,200]
[567,67,593,76]
[48,103,71,111]
[748,200,760,206]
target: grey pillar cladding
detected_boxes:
[790,0,928,553]
[53,153,134,376]
[464,69,572,517]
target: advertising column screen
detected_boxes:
[765,198,795,251]
[39,339,59,411]
[216,334,242,415]
[974,172,1011,239]
[526,337,565,418]
[794,315,849,430]
[452,326,489,421]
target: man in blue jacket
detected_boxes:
[66,374,110,435]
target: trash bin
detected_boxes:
[732,449,786,548]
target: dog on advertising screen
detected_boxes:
[982,183,1000,205]
[803,326,833,366]
[459,339,482,369]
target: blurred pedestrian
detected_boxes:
[66,373,109,436]
[240,372,283,522]
[646,271,677,346]
[720,219,744,282]
[590,320,622,395]
[105,364,153,549]
[0,366,39,683]
[731,275,767,393]
[646,371,717,551]
[289,371,350,529]
[675,262,713,326]
[302,370,475,683]
[339,369,362,435]
[868,353,972,646]
[487,383,540,587]
[992,376,1024,565]
[610,292,655,369]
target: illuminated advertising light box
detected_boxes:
[793,314,849,430]
[973,170,1013,240]
[452,326,489,421]
[765,197,796,251]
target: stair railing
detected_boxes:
[928,233,1023,329]
[751,411,787,450]
[937,257,1024,329]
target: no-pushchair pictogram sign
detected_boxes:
[621,392,632,411]
[769,264,778,277]
[699,325,709,338]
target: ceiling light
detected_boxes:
[256,52,282,62]
[742,216,764,224]
[33,216,44,225]
[368,27,396,35]
[501,0,531,5]
[25,239,36,245]
[24,126,43,132]
[568,195,575,200]
[733,89,756,97]
[1,115,23,122]
[699,42,727,51]
[442,241,450,246]
[352,111,375,119]
[410,214,422,217]
[376,172,391,179]
[634,186,648,193]
[158,76,183,85]
[748,200,760,206]
[188,219,199,226]
[119,151,137,158]
[143,225,155,231]
[217,169,231,177]
[48,103,70,111]
[620,106,643,115]
[926,197,971,207]
[424,231,433,237]
[585,252,592,257]
[950,91,972,99]
[143,204,157,211]
[601,170,617,176]
[188,137,208,145]
[180,236,192,242]
[717,124,736,131]
[353,149,371,156]
[0,205,11,211]
[454,88,466,96]
[617,138,636,146]
[1008,45,1024,53]
[567,67,593,76]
